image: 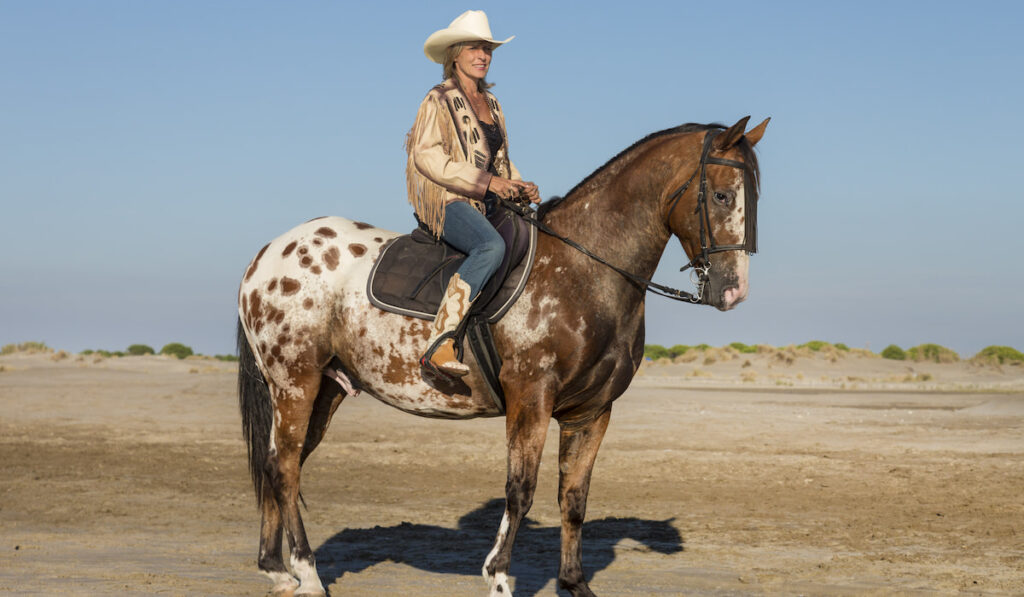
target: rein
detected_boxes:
[502,129,755,305]
[500,197,704,303]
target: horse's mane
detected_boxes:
[537,122,760,221]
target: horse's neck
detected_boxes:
[542,143,682,281]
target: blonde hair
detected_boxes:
[442,41,495,92]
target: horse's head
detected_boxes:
[666,116,768,311]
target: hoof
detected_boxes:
[559,578,597,597]
[485,571,512,596]
[266,571,299,596]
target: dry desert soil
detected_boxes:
[1,349,1022,596]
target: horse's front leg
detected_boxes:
[556,408,612,597]
[482,396,551,596]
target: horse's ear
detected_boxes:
[743,117,770,147]
[714,116,751,151]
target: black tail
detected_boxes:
[237,317,272,506]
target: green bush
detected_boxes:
[729,342,758,354]
[644,344,671,360]
[881,345,906,360]
[974,345,1024,364]
[799,340,830,352]
[160,343,194,360]
[214,354,239,362]
[127,344,155,356]
[669,344,692,356]
[81,349,94,355]
[906,343,959,363]
[834,343,850,351]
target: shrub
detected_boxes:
[729,342,758,354]
[214,354,239,362]
[81,349,95,355]
[974,345,1024,364]
[906,343,959,363]
[881,345,906,360]
[160,343,194,360]
[1,341,51,355]
[799,340,829,352]
[127,344,155,356]
[669,344,692,356]
[834,343,850,351]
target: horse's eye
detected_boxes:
[714,192,729,203]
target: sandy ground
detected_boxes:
[0,350,1022,596]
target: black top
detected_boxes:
[479,120,504,173]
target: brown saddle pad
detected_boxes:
[366,205,536,323]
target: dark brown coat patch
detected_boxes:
[353,221,373,230]
[244,243,270,281]
[315,227,338,238]
[323,247,340,270]
[348,243,367,257]
[281,277,301,296]
[282,241,297,257]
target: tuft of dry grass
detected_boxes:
[673,351,700,364]
[1,341,52,355]
[50,350,69,361]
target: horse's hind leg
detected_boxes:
[256,374,345,594]
[556,408,612,597]
[266,371,327,596]
[258,476,296,595]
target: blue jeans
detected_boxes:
[441,201,505,301]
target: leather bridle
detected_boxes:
[665,129,758,301]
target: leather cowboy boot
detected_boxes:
[422,273,474,377]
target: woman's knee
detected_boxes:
[479,235,505,271]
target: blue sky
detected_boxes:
[2,1,1022,357]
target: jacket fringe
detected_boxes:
[405,93,459,238]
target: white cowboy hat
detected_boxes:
[423,10,514,64]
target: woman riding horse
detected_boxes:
[407,10,541,377]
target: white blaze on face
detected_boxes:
[722,171,746,241]
[716,171,750,307]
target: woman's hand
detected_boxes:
[488,177,541,204]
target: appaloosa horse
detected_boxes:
[236,116,768,596]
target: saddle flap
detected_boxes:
[367,205,536,322]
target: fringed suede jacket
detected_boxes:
[406,79,522,238]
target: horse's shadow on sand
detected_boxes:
[314,498,683,596]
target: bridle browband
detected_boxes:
[504,128,757,304]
